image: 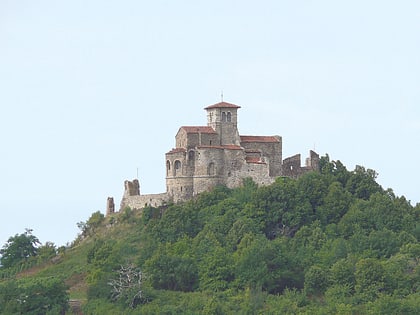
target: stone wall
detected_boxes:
[120,193,170,210]
[282,150,320,178]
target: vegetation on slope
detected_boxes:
[1,155,420,314]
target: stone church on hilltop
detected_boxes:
[113,101,319,213]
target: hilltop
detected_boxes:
[1,155,420,314]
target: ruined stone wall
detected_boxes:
[123,179,140,197]
[106,197,115,215]
[282,154,303,178]
[282,151,320,178]
[305,150,320,171]
[121,193,170,210]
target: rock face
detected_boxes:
[117,101,319,212]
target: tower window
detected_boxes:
[227,112,232,122]
[222,112,227,122]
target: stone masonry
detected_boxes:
[117,101,319,212]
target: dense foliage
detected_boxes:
[0,229,40,269]
[1,155,419,314]
[0,277,68,314]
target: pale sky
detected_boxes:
[1,1,419,247]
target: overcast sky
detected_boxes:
[1,1,419,247]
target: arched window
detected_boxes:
[227,112,232,122]
[222,112,227,122]
[188,150,195,161]
[166,160,171,176]
[174,160,181,176]
[208,162,215,176]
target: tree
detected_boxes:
[0,229,40,268]
[346,165,382,200]
[77,211,105,237]
[144,244,198,292]
[304,265,329,295]
[317,181,353,225]
[0,277,68,314]
[355,258,384,302]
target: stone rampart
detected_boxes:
[120,193,170,210]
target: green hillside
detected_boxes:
[1,155,420,314]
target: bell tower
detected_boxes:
[204,101,241,146]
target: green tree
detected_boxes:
[77,211,105,237]
[346,165,382,200]
[234,234,269,289]
[330,258,356,289]
[355,258,385,302]
[304,265,329,295]
[317,181,353,225]
[0,229,40,268]
[0,277,68,314]
[37,241,57,263]
[145,244,198,292]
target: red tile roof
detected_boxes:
[180,126,216,134]
[167,148,186,154]
[204,101,241,110]
[197,145,243,150]
[245,149,262,153]
[246,157,266,164]
[240,135,280,143]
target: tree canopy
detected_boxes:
[2,155,420,314]
[0,229,40,268]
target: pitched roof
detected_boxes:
[180,126,216,134]
[204,101,241,110]
[240,135,280,143]
[246,156,266,164]
[197,145,243,150]
[167,148,186,154]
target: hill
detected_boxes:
[1,155,420,314]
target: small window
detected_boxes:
[227,112,232,122]
[222,112,227,122]
[166,160,171,176]
[208,162,215,176]
[174,160,181,176]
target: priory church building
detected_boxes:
[115,101,319,213]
